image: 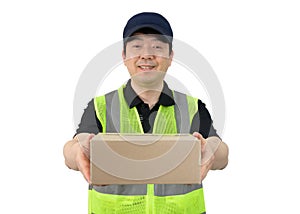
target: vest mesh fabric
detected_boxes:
[117,86,178,134]
[90,85,205,214]
[118,86,144,134]
[89,189,147,214]
[89,187,205,214]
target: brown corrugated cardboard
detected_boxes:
[90,133,201,185]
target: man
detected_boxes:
[64,12,229,213]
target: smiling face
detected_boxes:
[122,33,173,87]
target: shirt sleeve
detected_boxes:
[75,99,102,136]
[195,99,220,139]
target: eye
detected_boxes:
[153,45,162,49]
[128,40,143,49]
[151,41,165,50]
[132,45,141,49]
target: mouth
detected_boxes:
[138,65,156,71]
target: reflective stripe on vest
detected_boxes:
[90,85,205,214]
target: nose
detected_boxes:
[140,46,154,59]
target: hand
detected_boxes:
[193,132,215,182]
[75,133,95,183]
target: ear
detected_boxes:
[122,50,128,67]
[122,50,126,61]
[169,50,174,60]
[168,50,174,66]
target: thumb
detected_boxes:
[76,133,95,158]
[193,132,206,153]
[201,137,221,165]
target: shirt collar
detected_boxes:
[124,79,175,108]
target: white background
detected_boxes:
[1,0,300,213]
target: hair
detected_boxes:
[123,27,173,55]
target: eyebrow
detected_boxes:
[126,36,168,44]
[126,37,143,43]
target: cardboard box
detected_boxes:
[90,133,201,185]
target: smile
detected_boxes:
[138,65,155,71]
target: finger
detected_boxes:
[201,137,221,164]
[206,136,221,154]
[77,133,95,158]
[201,146,215,166]
[200,162,209,182]
[201,169,208,182]
[201,156,215,182]
[192,132,200,138]
[76,133,94,149]
[76,133,90,145]
[85,133,95,149]
[201,139,206,153]
[80,166,90,183]
[193,132,204,142]
[77,152,91,183]
[193,132,206,153]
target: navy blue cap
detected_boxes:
[123,12,173,39]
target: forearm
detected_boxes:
[211,140,229,170]
[63,138,80,171]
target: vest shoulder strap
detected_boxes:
[173,91,199,133]
[94,88,200,134]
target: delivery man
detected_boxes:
[63,12,229,213]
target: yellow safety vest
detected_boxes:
[90,85,206,214]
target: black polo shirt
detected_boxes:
[76,80,219,138]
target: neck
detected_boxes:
[131,80,163,108]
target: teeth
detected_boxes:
[140,66,153,69]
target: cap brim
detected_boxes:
[124,24,170,38]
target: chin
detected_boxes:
[132,71,166,88]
